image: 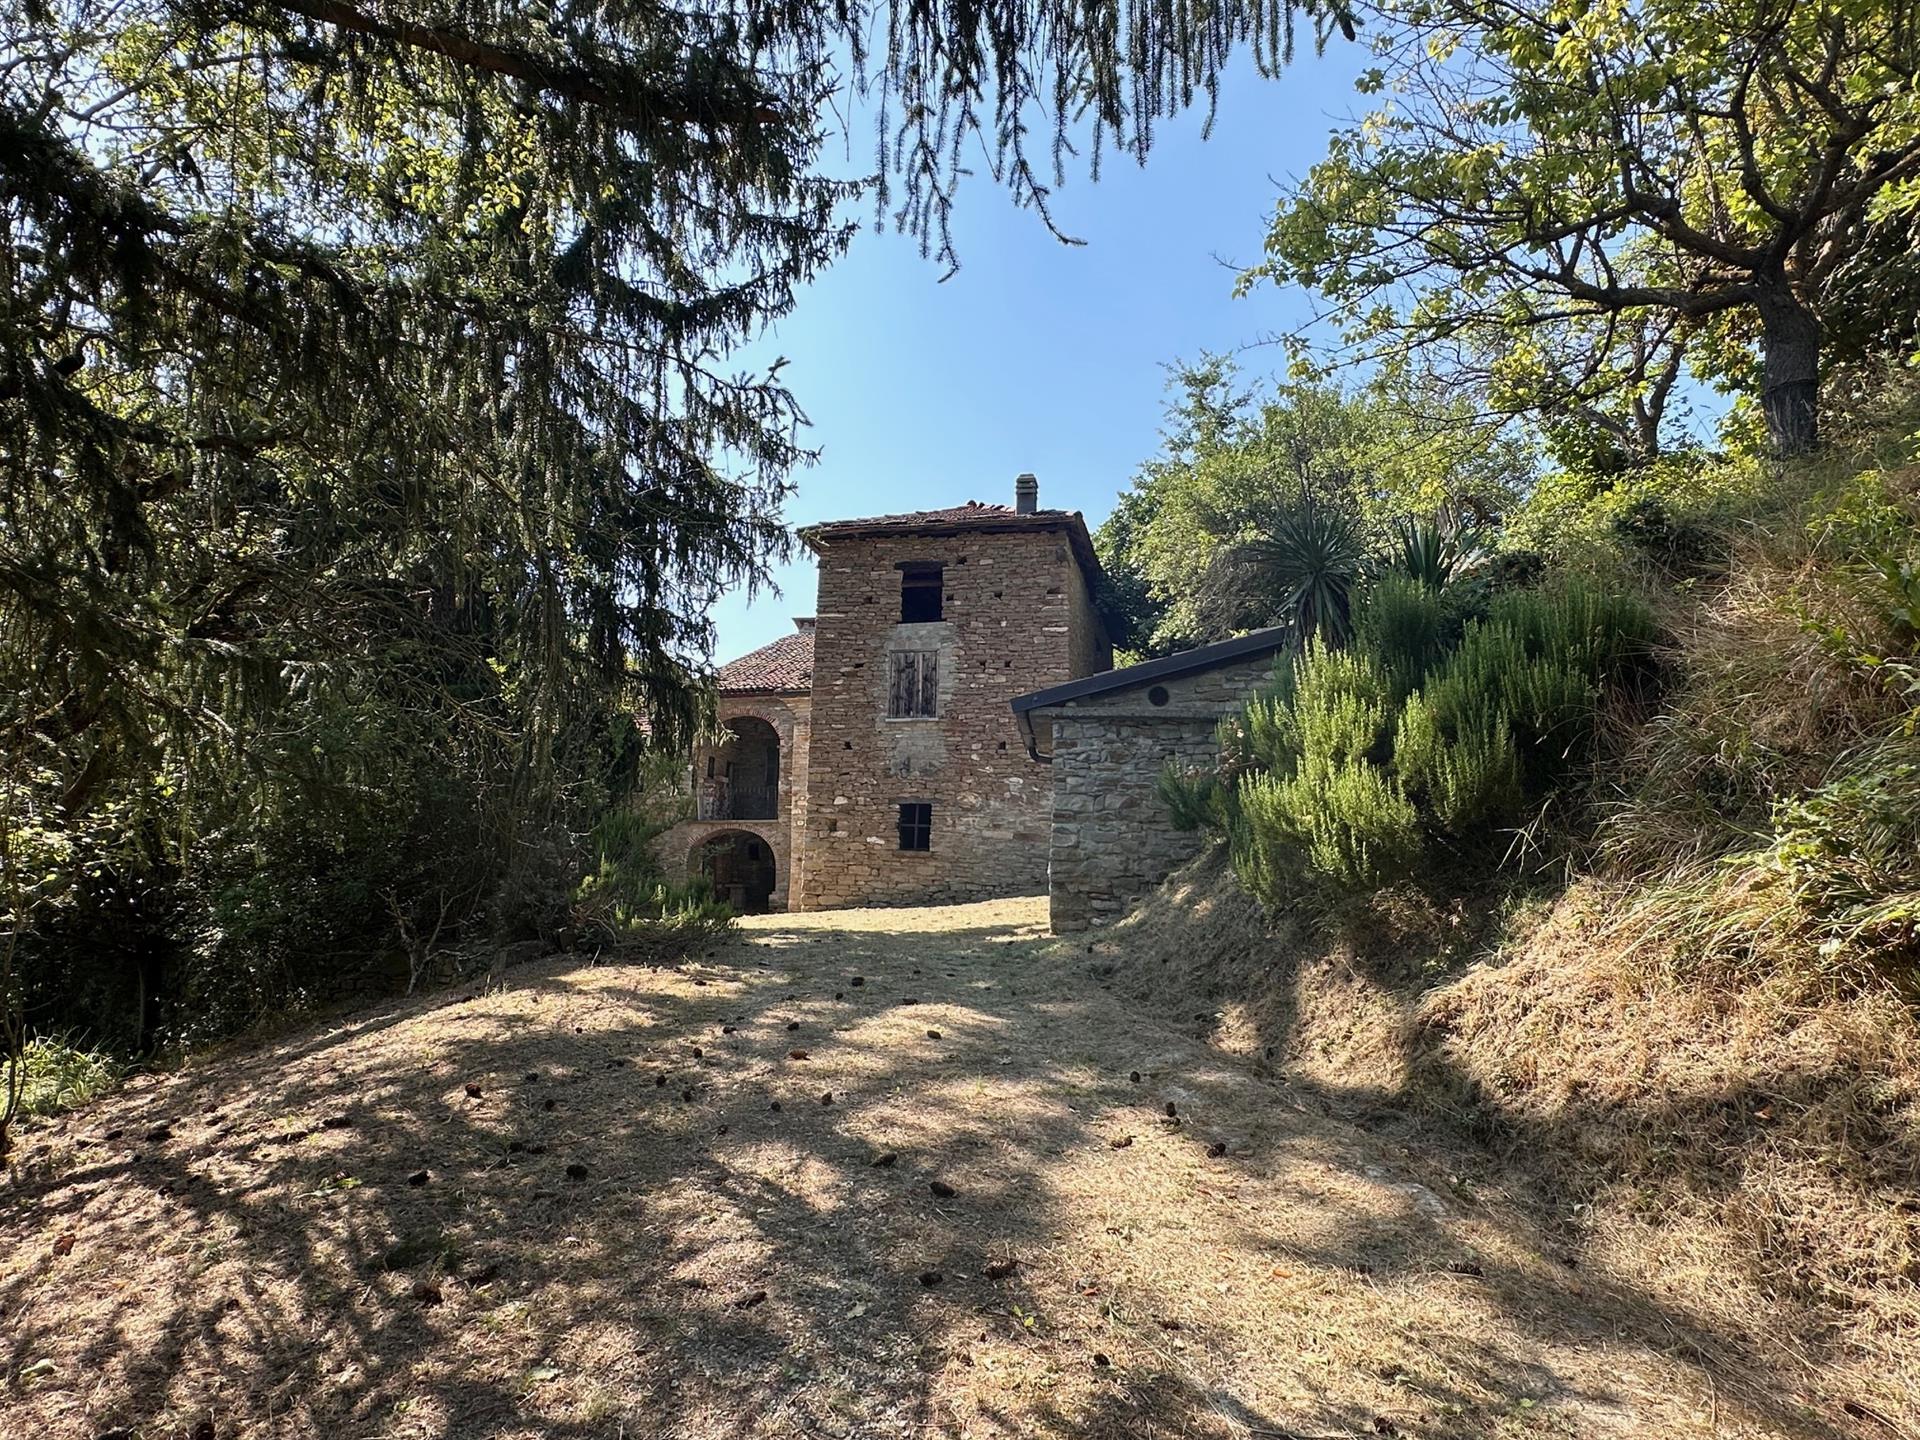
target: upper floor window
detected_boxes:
[900,563,944,622]
[888,650,939,718]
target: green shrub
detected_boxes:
[575,810,735,945]
[1417,582,1656,791]
[1237,762,1420,898]
[1351,575,1452,699]
[1243,642,1397,777]
[1500,450,1771,574]
[1593,385,1920,981]
[1395,692,1523,831]
[1157,760,1224,833]
[18,1034,120,1121]
[578,808,672,906]
[1745,746,1920,962]
[1227,641,1416,903]
[1183,575,1657,905]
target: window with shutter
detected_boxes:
[887,650,939,718]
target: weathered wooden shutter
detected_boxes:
[889,652,912,716]
[917,650,938,716]
[888,651,939,717]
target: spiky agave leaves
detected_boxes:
[1383,510,1488,590]
[1201,500,1369,645]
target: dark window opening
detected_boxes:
[897,802,932,852]
[888,650,939,718]
[900,564,944,622]
[1147,685,1172,707]
[705,756,715,778]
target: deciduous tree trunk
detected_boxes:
[1758,291,1822,456]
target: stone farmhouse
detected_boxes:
[656,475,1286,929]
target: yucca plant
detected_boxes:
[1201,501,1370,645]
[1383,511,1489,590]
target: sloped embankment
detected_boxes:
[1097,847,1920,1433]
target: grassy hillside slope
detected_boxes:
[1100,400,1920,1434]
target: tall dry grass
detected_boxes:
[1112,391,1920,1424]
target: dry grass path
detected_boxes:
[2,899,1829,1439]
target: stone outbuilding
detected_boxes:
[1011,629,1289,931]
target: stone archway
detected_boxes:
[690,829,777,913]
[696,715,781,821]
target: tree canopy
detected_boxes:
[0,0,1353,1120]
[1247,0,1920,456]
[1095,358,1531,654]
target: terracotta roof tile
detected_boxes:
[716,624,814,694]
[801,500,1079,538]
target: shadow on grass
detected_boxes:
[1,914,1280,1439]
[1104,854,1907,1440]
[1,897,1881,1440]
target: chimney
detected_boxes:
[1014,472,1039,514]
[794,616,815,631]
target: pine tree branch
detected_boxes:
[265,0,786,129]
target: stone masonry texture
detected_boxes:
[796,526,1109,910]
[654,506,1112,915]
[1032,654,1280,931]
[656,693,811,911]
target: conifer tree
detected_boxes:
[0,0,1344,1136]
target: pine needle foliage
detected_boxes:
[1,0,1351,1114]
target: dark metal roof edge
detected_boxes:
[1009,627,1290,714]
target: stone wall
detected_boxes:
[655,693,809,910]
[797,527,1109,909]
[1035,652,1279,931]
[1064,549,1109,679]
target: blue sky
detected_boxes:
[712,48,1373,660]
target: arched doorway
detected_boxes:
[691,830,777,913]
[696,716,781,820]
